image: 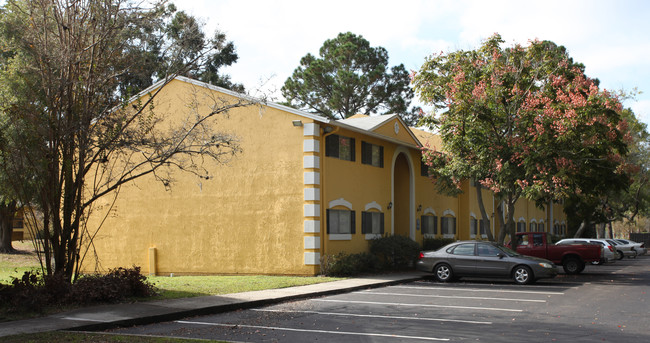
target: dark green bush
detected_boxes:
[0,266,155,313]
[369,235,421,269]
[320,252,380,276]
[422,237,456,251]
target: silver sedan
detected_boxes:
[416,241,558,285]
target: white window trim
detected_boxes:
[329,198,352,210]
[423,208,436,216]
[365,233,382,240]
[443,209,456,217]
[364,201,382,212]
[329,234,352,241]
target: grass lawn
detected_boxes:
[3,331,225,342]
[148,274,341,299]
[1,240,342,316]
[0,241,41,283]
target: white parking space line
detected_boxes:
[175,320,451,341]
[357,291,547,302]
[313,299,523,312]
[253,309,493,325]
[395,286,564,295]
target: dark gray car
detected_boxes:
[416,241,558,285]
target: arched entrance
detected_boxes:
[391,150,414,239]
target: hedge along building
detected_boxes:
[83,76,566,276]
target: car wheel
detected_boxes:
[513,265,533,285]
[617,250,624,260]
[434,263,453,282]
[562,257,584,275]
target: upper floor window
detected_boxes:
[361,141,384,167]
[326,134,355,161]
[420,158,429,177]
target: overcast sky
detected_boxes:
[176,0,650,124]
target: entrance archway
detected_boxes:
[391,149,414,239]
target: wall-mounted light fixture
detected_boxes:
[292,120,303,127]
[387,202,393,210]
[417,204,422,212]
[323,126,334,133]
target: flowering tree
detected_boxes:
[413,34,632,245]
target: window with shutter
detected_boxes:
[361,141,384,167]
[326,134,355,161]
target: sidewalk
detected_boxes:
[0,271,427,337]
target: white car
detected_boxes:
[607,239,637,259]
[615,239,647,256]
[556,238,617,264]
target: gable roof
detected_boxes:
[137,76,424,149]
[338,114,422,147]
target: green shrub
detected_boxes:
[0,266,155,313]
[320,252,380,276]
[422,237,456,251]
[369,235,420,270]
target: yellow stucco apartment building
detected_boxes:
[84,76,566,276]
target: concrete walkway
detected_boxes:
[0,271,427,337]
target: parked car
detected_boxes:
[615,239,646,255]
[416,241,558,285]
[607,239,637,259]
[510,232,602,274]
[555,238,617,264]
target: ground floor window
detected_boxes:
[470,218,478,237]
[327,209,355,234]
[441,216,456,236]
[517,221,526,233]
[480,219,489,236]
[362,211,384,234]
[421,215,437,235]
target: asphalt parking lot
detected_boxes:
[108,256,650,342]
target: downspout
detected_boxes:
[320,125,340,269]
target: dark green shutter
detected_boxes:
[326,209,331,234]
[351,210,356,234]
[434,216,438,234]
[361,141,370,165]
[361,212,369,234]
[350,138,356,161]
[326,135,339,158]
[379,146,384,167]
[380,212,385,234]
[452,217,457,234]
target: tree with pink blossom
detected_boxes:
[412,34,632,246]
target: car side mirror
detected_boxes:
[497,253,505,259]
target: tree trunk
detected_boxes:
[505,197,518,251]
[475,183,495,241]
[0,201,17,253]
[608,221,614,239]
[573,220,587,237]
[496,202,506,244]
[596,223,606,238]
